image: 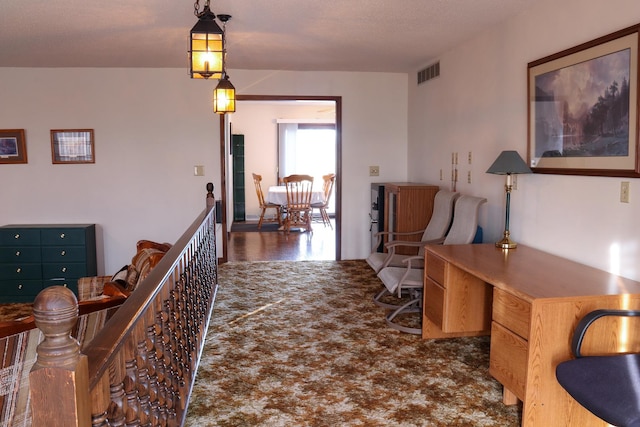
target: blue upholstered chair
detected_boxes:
[556,309,640,427]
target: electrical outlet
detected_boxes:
[621,181,630,203]
[369,166,380,176]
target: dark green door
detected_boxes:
[232,134,246,222]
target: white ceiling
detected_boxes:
[0,0,538,73]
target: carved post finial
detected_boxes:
[32,285,80,368]
[206,182,215,208]
[30,286,91,427]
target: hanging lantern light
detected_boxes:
[213,74,236,114]
[189,0,225,79]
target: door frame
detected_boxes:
[218,94,342,262]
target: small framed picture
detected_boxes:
[51,129,95,164]
[0,129,27,164]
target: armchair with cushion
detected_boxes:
[376,195,486,334]
[368,190,459,309]
[556,309,640,427]
[367,189,459,274]
[77,239,171,301]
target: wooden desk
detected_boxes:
[423,243,640,427]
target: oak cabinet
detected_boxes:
[382,183,439,255]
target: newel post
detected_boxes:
[29,286,91,427]
[206,182,215,208]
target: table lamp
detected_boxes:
[486,150,532,249]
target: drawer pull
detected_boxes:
[60,233,65,239]
[61,267,67,273]
[15,251,20,256]
[63,283,68,288]
[16,267,21,273]
[14,234,20,239]
[60,250,66,256]
[18,284,22,290]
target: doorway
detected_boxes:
[218,95,342,263]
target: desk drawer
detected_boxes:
[424,277,445,328]
[41,246,87,263]
[1,280,43,296]
[0,228,40,246]
[42,263,88,279]
[493,288,531,340]
[41,227,88,245]
[45,279,78,295]
[0,263,42,280]
[0,247,41,263]
[426,252,445,285]
[489,321,527,401]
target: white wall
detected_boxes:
[0,68,219,274]
[408,0,640,280]
[0,68,408,272]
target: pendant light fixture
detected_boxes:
[189,0,225,79]
[213,14,236,114]
[213,74,236,114]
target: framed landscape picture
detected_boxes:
[0,129,27,164]
[527,24,640,177]
[51,129,95,164]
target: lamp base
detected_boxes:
[495,231,518,249]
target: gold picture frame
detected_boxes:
[51,129,95,164]
[0,129,27,164]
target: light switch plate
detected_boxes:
[194,165,205,176]
[621,181,630,203]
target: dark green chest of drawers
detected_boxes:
[0,224,97,302]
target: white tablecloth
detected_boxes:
[266,186,325,205]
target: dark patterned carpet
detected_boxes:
[185,260,522,426]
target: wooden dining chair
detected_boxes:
[282,174,314,234]
[311,173,336,229]
[252,173,282,229]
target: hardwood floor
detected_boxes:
[226,219,336,261]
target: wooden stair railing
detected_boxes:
[29,183,218,427]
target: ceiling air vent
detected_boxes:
[417,62,440,85]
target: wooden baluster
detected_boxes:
[134,321,151,427]
[30,286,91,427]
[171,286,188,409]
[145,312,161,426]
[124,336,142,426]
[153,302,168,426]
[107,352,127,427]
[161,297,178,425]
[92,372,111,427]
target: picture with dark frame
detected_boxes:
[528,24,640,177]
[0,129,27,164]
[51,129,95,164]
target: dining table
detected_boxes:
[266,185,325,206]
